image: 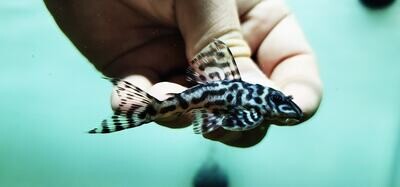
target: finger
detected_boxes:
[175,0,276,145]
[271,56,323,120]
[175,0,276,87]
[234,57,278,89]
[224,124,270,147]
[147,82,192,128]
[257,14,313,76]
[147,82,187,100]
[175,0,248,59]
[111,77,192,128]
[203,123,270,147]
[203,128,243,144]
[258,14,323,120]
[110,75,153,110]
[165,73,195,87]
[102,35,187,83]
[241,1,323,120]
[241,0,291,53]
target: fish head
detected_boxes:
[265,89,303,125]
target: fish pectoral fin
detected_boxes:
[223,108,264,131]
[186,39,242,84]
[191,109,224,134]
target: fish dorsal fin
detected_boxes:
[187,39,241,83]
[192,109,224,134]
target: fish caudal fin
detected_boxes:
[89,79,159,134]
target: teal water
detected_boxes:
[1,1,399,187]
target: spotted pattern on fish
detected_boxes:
[89,39,303,134]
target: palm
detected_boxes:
[44,0,322,147]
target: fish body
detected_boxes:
[89,39,303,134]
[159,79,302,132]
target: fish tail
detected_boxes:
[89,78,159,134]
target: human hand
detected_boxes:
[45,0,322,147]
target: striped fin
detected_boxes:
[90,115,135,134]
[187,39,241,83]
[192,109,224,134]
[89,79,158,134]
[222,108,264,131]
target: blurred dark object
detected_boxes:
[360,0,396,9]
[193,161,229,187]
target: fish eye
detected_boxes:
[271,94,283,103]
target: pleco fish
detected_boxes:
[89,39,303,134]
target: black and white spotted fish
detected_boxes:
[89,39,303,134]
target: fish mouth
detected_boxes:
[270,111,303,126]
[280,100,303,125]
[270,116,301,126]
[281,113,302,125]
[267,96,304,126]
[284,118,300,125]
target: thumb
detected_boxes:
[175,0,250,59]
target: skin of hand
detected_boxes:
[44,0,323,147]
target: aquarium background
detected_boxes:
[1,1,399,187]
